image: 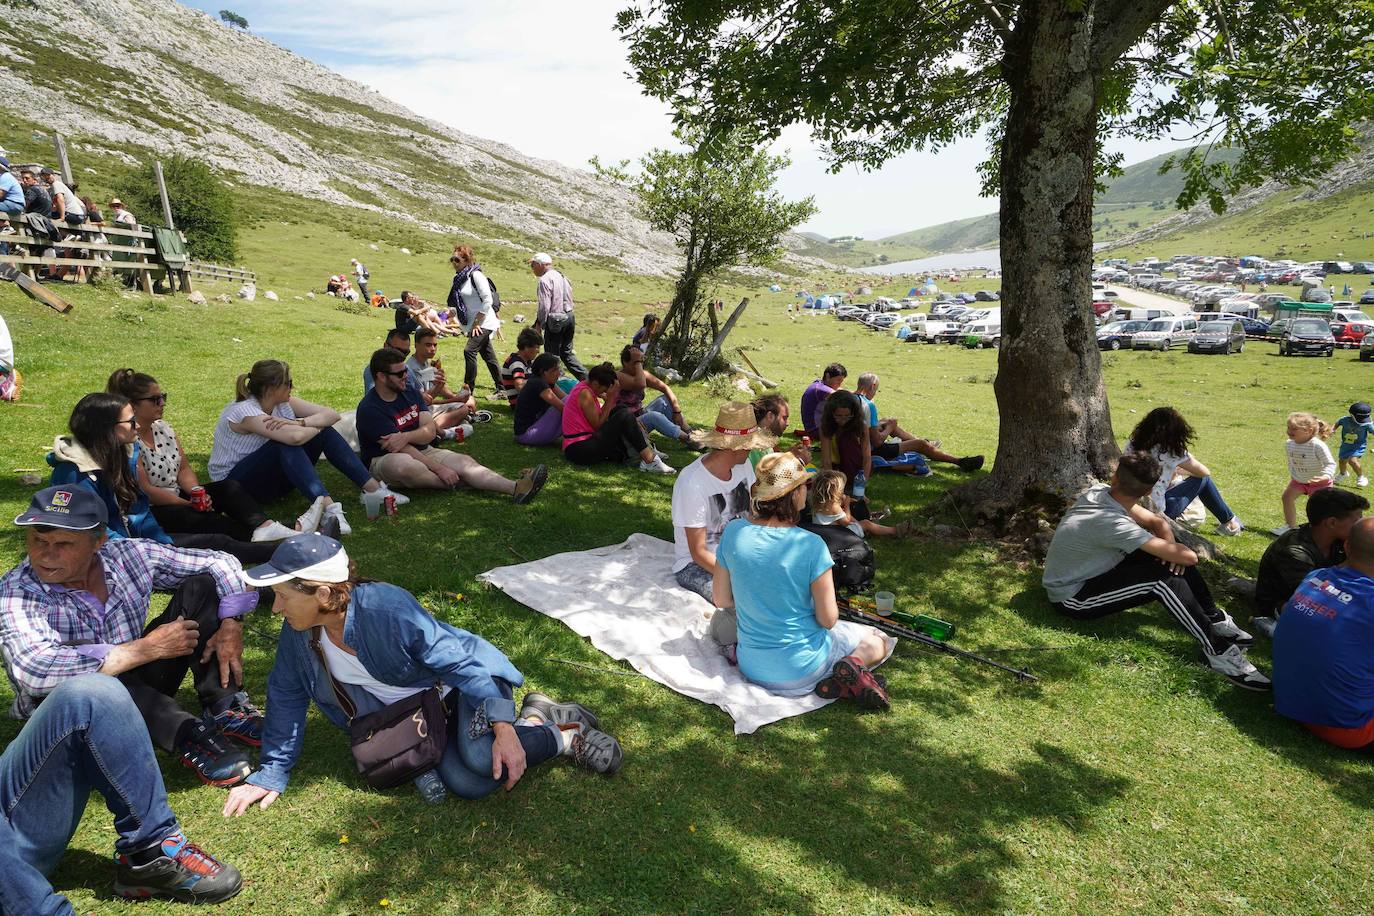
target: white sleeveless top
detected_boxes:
[318,635,450,705]
[208,397,296,481]
[140,419,183,493]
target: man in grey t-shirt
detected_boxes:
[1043,452,1268,691]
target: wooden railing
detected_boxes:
[187,261,256,284]
[0,214,188,294]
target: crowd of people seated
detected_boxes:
[8,239,1374,912]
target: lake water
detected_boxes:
[856,248,1001,275]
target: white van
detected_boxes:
[1332,308,1373,325]
[1132,315,1199,350]
[962,320,1002,349]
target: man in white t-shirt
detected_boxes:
[670,403,777,644]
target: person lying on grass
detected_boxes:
[1041,451,1269,691]
[222,535,621,813]
[853,372,983,473]
[712,453,894,710]
[356,347,546,503]
[1272,517,1374,750]
[807,469,913,539]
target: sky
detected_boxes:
[184,1,1186,240]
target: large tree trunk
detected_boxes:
[961,0,1117,529]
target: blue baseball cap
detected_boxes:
[243,533,351,586]
[14,485,108,530]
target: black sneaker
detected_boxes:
[176,720,251,787]
[208,692,263,747]
[956,455,985,472]
[569,725,624,775]
[114,831,243,904]
[519,691,600,730]
[473,409,494,423]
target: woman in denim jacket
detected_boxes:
[222,535,622,814]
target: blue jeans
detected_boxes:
[225,428,372,504]
[1164,475,1236,525]
[436,681,559,800]
[639,396,683,441]
[1,676,179,916]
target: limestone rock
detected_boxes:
[215,293,231,303]
[306,291,315,299]
[400,248,411,255]
[369,243,380,251]
[264,290,279,301]
[236,283,256,301]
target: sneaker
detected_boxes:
[1252,616,1278,638]
[568,724,624,774]
[816,657,891,710]
[114,831,242,904]
[512,464,548,505]
[209,693,263,747]
[372,484,410,506]
[519,692,601,730]
[250,520,297,543]
[639,456,676,475]
[1270,524,1292,536]
[1336,470,1352,484]
[296,495,328,534]
[1208,610,1254,647]
[1360,476,1369,488]
[175,720,251,787]
[1202,644,1271,691]
[956,455,985,472]
[324,503,352,536]
[472,409,494,424]
[1216,517,1244,536]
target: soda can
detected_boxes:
[801,435,812,449]
[190,486,210,511]
[383,494,397,517]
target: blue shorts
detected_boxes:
[1340,445,1367,460]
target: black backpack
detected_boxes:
[485,274,502,313]
[800,515,876,593]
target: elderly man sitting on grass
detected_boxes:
[853,371,983,472]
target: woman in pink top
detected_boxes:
[562,363,674,474]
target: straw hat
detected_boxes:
[690,401,778,451]
[752,452,810,502]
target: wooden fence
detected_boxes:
[187,261,257,284]
[0,213,190,294]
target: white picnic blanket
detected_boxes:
[479,532,891,734]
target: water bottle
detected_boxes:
[852,470,867,498]
[414,768,446,804]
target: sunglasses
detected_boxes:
[136,393,168,405]
[382,368,408,379]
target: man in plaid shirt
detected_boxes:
[0,486,262,786]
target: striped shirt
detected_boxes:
[208,397,296,480]
[0,538,257,718]
[1286,438,1336,484]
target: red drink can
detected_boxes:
[190,486,210,511]
[383,494,397,517]
[801,435,812,449]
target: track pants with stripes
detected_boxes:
[1053,550,1229,654]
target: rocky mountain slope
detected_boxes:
[0,0,791,276]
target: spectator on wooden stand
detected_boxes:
[110,197,137,228]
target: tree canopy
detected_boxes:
[123,155,238,263]
[219,9,248,30]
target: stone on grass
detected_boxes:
[236,283,256,301]
[369,243,380,251]
[215,293,231,303]
[400,247,411,255]
[306,291,315,299]
[264,290,279,301]
[186,290,206,305]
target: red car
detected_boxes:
[1092,299,1113,317]
[1331,322,1373,347]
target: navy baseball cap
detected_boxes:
[1352,402,1371,421]
[243,533,351,586]
[14,486,108,530]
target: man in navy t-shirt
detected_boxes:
[1272,517,1374,748]
[355,348,547,503]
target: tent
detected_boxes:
[768,284,782,292]
[907,287,919,297]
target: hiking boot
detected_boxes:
[823,657,891,710]
[1208,610,1254,647]
[568,725,623,775]
[513,464,548,505]
[956,455,985,472]
[208,692,263,747]
[1252,616,1278,638]
[114,831,242,904]
[176,720,250,787]
[520,692,600,730]
[1202,644,1271,692]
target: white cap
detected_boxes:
[529,252,553,265]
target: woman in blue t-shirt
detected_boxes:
[713,452,893,709]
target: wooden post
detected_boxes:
[689,298,749,381]
[153,161,174,227]
[52,134,73,187]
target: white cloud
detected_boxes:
[187,0,1194,240]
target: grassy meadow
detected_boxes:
[3,254,1374,915]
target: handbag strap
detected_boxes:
[309,627,357,723]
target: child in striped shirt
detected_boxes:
[1275,412,1336,535]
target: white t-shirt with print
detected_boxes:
[670,456,756,573]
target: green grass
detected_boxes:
[5,244,1374,914]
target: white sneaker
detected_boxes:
[1202,644,1270,691]
[1208,610,1254,647]
[1216,517,1244,536]
[296,495,328,534]
[1270,524,1291,536]
[324,502,352,536]
[251,520,297,542]
[639,456,676,475]
[1336,471,1352,484]
[370,484,409,506]
[1359,476,1369,488]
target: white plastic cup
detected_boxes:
[874,591,896,616]
[362,489,384,521]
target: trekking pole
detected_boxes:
[838,600,1039,683]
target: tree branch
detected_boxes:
[1090,0,1175,70]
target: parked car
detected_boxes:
[955,292,978,304]
[1239,317,1271,336]
[864,313,900,330]
[1359,289,1374,305]
[834,305,866,320]
[912,320,958,342]
[1361,333,1374,361]
[1353,261,1374,274]
[962,320,1001,348]
[1132,316,1199,350]
[1330,322,1374,348]
[934,324,969,345]
[1332,308,1374,325]
[973,290,1000,301]
[1097,320,1149,350]
[1188,320,1245,355]
[1301,287,1334,304]
[1092,299,1114,317]
[1278,318,1335,357]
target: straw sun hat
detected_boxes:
[689,401,778,451]
[751,452,810,502]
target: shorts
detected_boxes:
[1285,478,1333,497]
[876,440,902,460]
[1339,446,1367,460]
[1301,714,1374,750]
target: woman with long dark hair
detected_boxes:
[1126,406,1243,534]
[818,390,872,489]
[47,393,275,563]
[107,368,297,544]
[449,245,503,395]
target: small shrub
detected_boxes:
[960,374,980,384]
[703,373,734,399]
[1126,379,1143,389]
[333,298,368,316]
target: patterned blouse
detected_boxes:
[140,419,182,493]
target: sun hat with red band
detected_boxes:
[689,401,778,451]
